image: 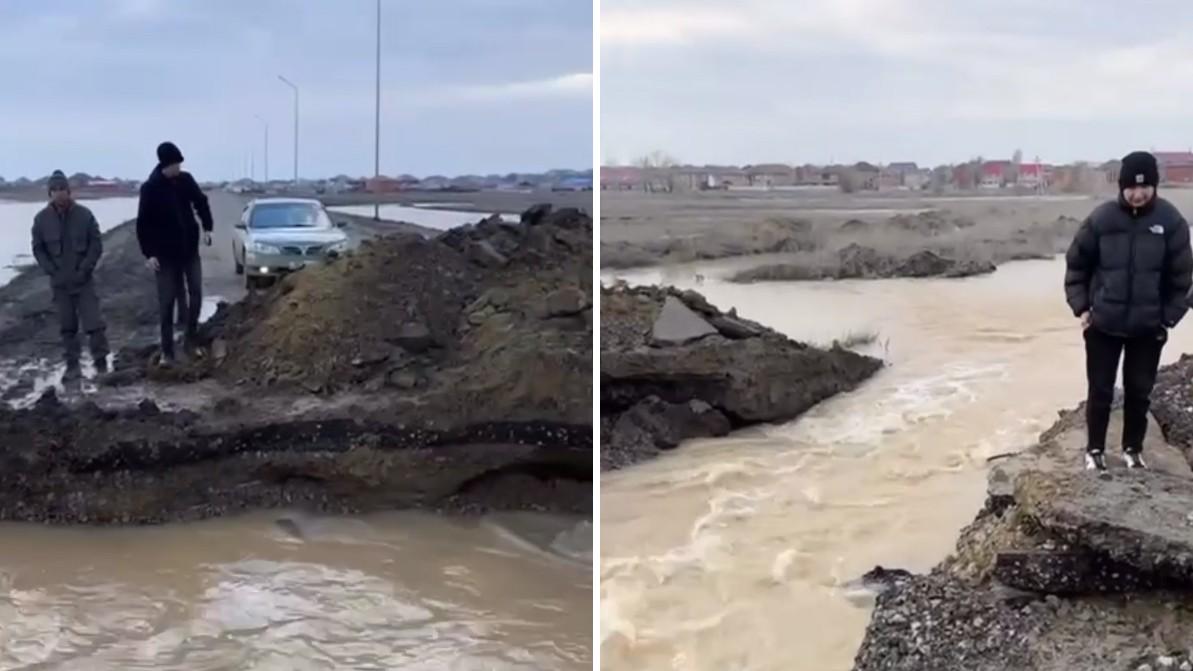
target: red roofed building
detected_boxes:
[980,160,1012,188]
[1018,163,1044,189]
[1155,151,1193,184]
[366,175,404,193]
[600,166,642,190]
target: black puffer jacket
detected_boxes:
[1065,195,1193,337]
[135,167,213,263]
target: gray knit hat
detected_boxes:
[47,170,69,193]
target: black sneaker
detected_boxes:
[94,356,109,375]
[159,353,176,369]
[1085,450,1107,471]
[1123,449,1147,470]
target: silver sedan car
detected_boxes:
[233,198,351,289]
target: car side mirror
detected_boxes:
[235,221,247,230]
[336,221,349,228]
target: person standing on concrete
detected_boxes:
[31,170,110,380]
[135,141,213,366]
[1065,151,1193,471]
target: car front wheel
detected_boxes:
[234,243,244,275]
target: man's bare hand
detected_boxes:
[1080,311,1092,330]
[145,257,160,273]
[203,232,212,247]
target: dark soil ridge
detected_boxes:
[601,210,1081,283]
[0,389,590,524]
[600,283,882,469]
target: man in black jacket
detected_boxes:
[1065,150,1193,471]
[135,141,213,365]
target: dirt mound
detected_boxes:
[889,210,975,236]
[600,284,881,469]
[207,205,592,425]
[729,245,997,283]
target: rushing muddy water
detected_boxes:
[0,511,591,670]
[0,197,592,669]
[600,256,1193,671]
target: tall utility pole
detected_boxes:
[254,114,269,183]
[278,75,299,185]
[374,0,381,220]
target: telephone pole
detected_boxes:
[374,0,382,220]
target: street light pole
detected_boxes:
[254,114,269,183]
[374,0,381,221]
[278,75,299,186]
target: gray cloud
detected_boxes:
[0,0,591,180]
[600,0,1193,166]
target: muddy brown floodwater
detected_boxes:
[0,195,593,670]
[0,510,591,670]
[600,255,1193,671]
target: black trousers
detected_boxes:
[1084,327,1167,453]
[156,255,202,357]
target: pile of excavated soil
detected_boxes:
[731,245,998,282]
[209,205,593,425]
[213,233,480,391]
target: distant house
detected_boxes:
[744,163,797,188]
[702,165,748,189]
[795,164,838,187]
[852,162,881,190]
[420,175,450,190]
[1017,163,1044,189]
[1155,151,1193,184]
[1100,160,1122,187]
[904,169,931,191]
[980,160,1013,188]
[366,175,404,193]
[600,166,642,190]
[85,178,122,191]
[880,162,920,189]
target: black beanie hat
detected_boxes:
[156,141,184,166]
[47,170,69,193]
[1119,151,1159,190]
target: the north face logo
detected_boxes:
[1136,174,1145,184]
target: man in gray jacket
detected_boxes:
[31,170,109,381]
[1065,151,1193,471]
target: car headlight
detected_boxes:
[250,241,281,254]
[327,240,349,253]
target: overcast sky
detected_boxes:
[0,0,591,181]
[601,0,1193,167]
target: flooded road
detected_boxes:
[600,257,1193,671]
[327,204,518,231]
[0,195,592,670]
[0,511,591,670]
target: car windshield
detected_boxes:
[249,203,331,229]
